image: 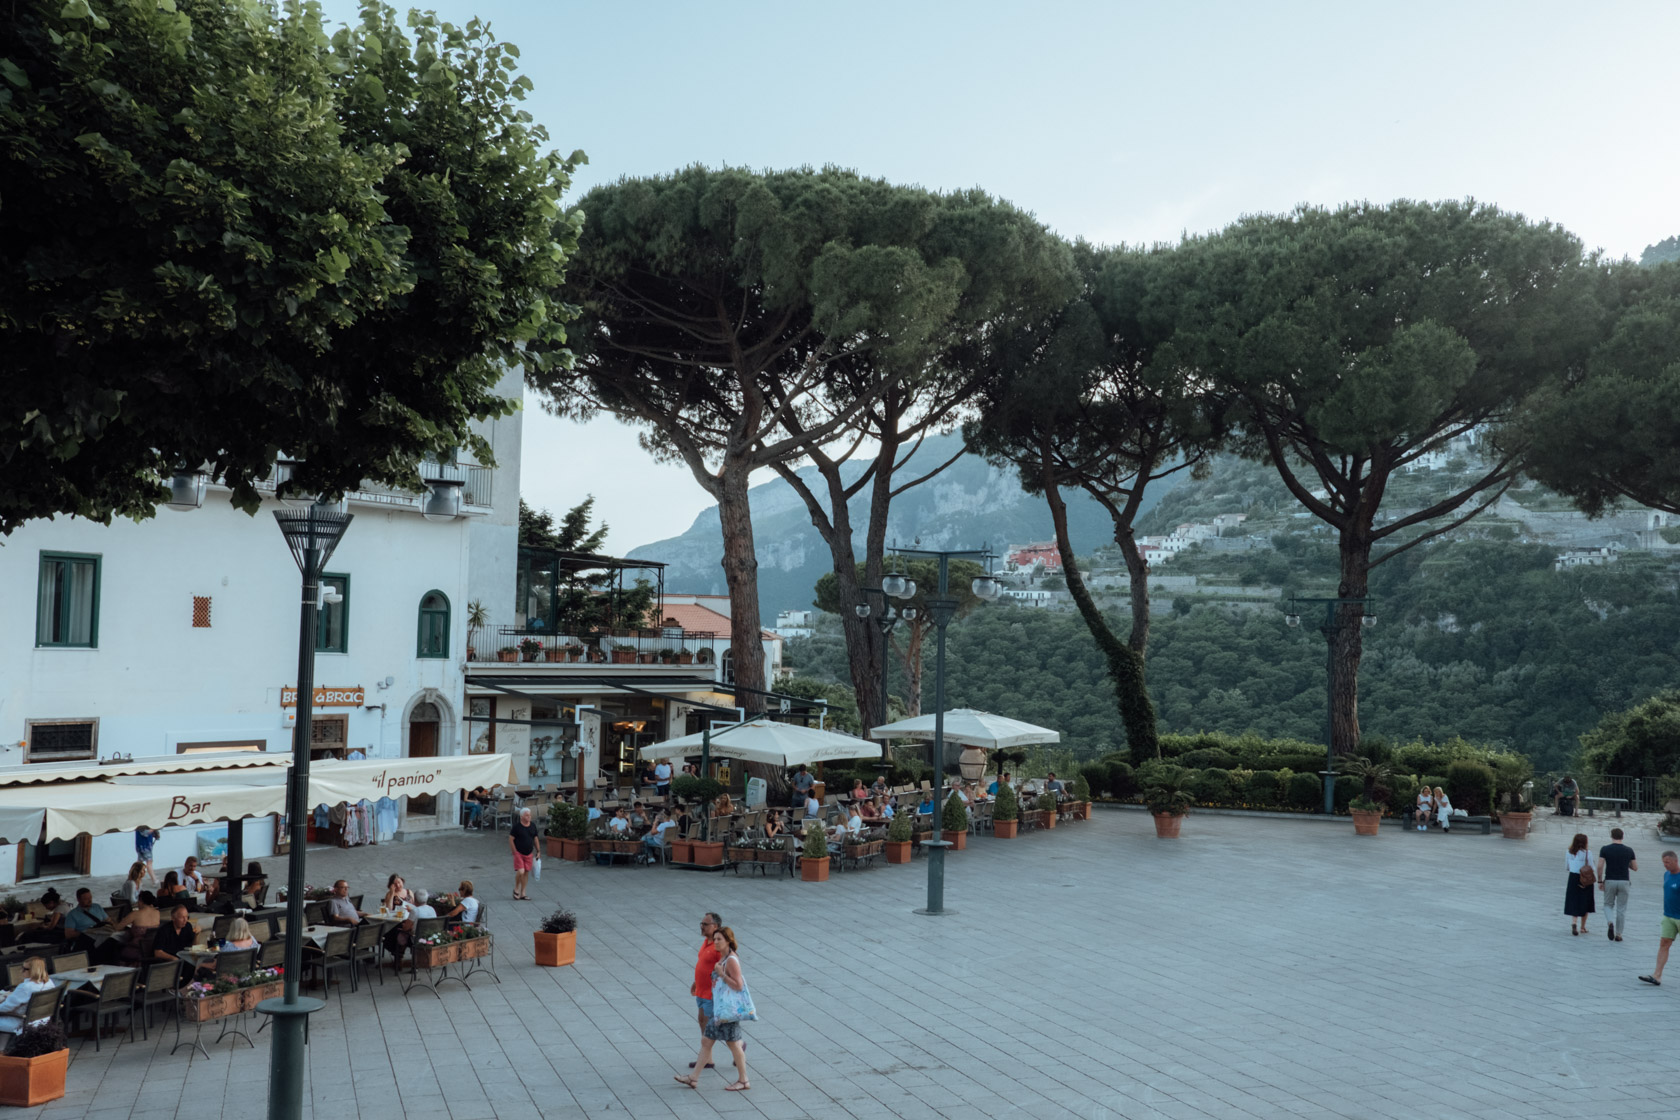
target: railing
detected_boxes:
[466,625,730,668]
[1533,773,1667,814]
[462,466,494,508]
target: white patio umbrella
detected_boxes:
[868,708,1061,749]
[638,718,878,768]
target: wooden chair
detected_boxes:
[247,919,270,942]
[258,937,287,970]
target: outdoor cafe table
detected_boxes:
[52,964,136,993]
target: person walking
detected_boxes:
[681,912,722,1075]
[1638,849,1680,986]
[677,924,751,1092]
[135,826,160,887]
[1566,832,1596,936]
[1596,827,1638,942]
[509,807,540,901]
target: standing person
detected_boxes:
[1639,850,1680,986]
[654,758,674,802]
[791,764,814,808]
[1597,828,1638,942]
[681,913,723,1075]
[509,807,540,901]
[135,827,160,886]
[1566,832,1596,936]
[676,926,751,1092]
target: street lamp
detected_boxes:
[855,588,919,773]
[165,468,209,512]
[265,503,352,1120]
[1284,595,1377,815]
[887,542,996,917]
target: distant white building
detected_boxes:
[1005,589,1054,608]
[1555,547,1619,571]
[773,609,815,639]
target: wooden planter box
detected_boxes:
[458,935,490,960]
[610,650,637,664]
[689,840,725,866]
[800,856,830,882]
[413,941,461,969]
[0,1049,67,1107]
[757,847,787,864]
[942,829,968,850]
[181,991,241,1022]
[727,847,758,864]
[885,840,911,863]
[239,980,284,1012]
[534,929,576,967]
[993,818,1019,838]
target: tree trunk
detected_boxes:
[715,459,767,715]
[1114,520,1150,654]
[1043,470,1159,760]
[896,621,926,718]
[1329,532,1372,756]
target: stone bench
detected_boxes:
[1401,808,1491,835]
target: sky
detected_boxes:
[324,0,1680,551]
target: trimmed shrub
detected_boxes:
[1078,762,1109,800]
[1287,772,1323,810]
[1246,769,1282,806]
[1390,772,1420,813]
[1333,775,1359,813]
[1445,760,1496,816]
[1105,760,1136,800]
[1179,747,1238,770]
[1192,768,1233,805]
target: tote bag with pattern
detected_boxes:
[711,955,758,1023]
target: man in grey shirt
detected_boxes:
[1597,829,1638,942]
[325,879,361,926]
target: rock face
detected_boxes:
[627,432,1176,616]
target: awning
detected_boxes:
[0,754,518,844]
[0,751,289,788]
[869,709,1061,749]
[638,719,879,768]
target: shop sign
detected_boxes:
[281,685,365,708]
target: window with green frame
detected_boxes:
[417,590,450,658]
[317,573,349,653]
[36,552,101,648]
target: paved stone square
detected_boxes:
[14,809,1678,1120]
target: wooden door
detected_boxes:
[408,721,438,816]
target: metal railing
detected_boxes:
[466,625,729,668]
[1534,773,1667,814]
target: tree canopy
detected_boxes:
[0,0,581,533]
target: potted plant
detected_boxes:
[610,641,637,665]
[800,823,830,881]
[496,646,519,663]
[465,599,489,660]
[564,642,585,662]
[1036,791,1058,830]
[519,637,543,662]
[1144,767,1192,838]
[676,648,695,665]
[941,790,969,850]
[658,647,678,664]
[1493,755,1535,839]
[0,1021,68,1106]
[534,909,577,967]
[180,975,242,1021]
[671,775,726,864]
[885,811,913,862]
[1071,773,1093,819]
[547,803,591,861]
[1342,756,1392,836]
[695,647,715,665]
[992,783,1020,839]
[543,644,567,662]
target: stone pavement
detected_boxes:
[12,808,1680,1120]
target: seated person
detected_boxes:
[870,775,889,799]
[849,779,870,804]
[586,800,603,823]
[153,903,200,961]
[20,889,70,944]
[672,805,693,837]
[859,798,884,823]
[64,888,109,941]
[713,791,734,816]
[803,791,822,820]
[607,807,631,834]
[181,856,215,899]
[324,880,361,926]
[0,958,55,1034]
[382,874,413,912]
[242,862,268,907]
[762,812,784,841]
[643,811,676,857]
[117,861,146,905]
[384,889,437,969]
[917,794,934,815]
[437,881,480,925]
[102,891,162,964]
[880,797,896,821]
[220,917,260,951]
[629,801,650,829]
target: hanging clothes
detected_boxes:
[374,797,399,841]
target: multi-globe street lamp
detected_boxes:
[854,586,919,773]
[878,546,1001,916]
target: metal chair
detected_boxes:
[487,796,516,831]
[350,921,383,988]
[214,947,256,977]
[247,919,270,942]
[303,928,354,996]
[48,951,89,973]
[303,901,326,926]
[212,915,234,939]
[67,969,136,1050]
[134,958,182,1038]
[0,984,65,1049]
[348,894,364,913]
[258,937,287,970]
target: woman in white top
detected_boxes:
[181,857,207,894]
[1565,832,1596,935]
[803,793,821,820]
[0,958,55,1034]
[1415,786,1435,831]
[1433,787,1453,833]
[117,861,146,903]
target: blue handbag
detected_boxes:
[710,956,758,1023]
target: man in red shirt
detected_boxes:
[688,912,722,1069]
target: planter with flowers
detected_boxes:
[941,791,969,850]
[0,1022,68,1107]
[180,976,243,1022]
[885,812,914,862]
[518,637,543,663]
[992,783,1020,839]
[534,909,577,967]
[237,967,285,1011]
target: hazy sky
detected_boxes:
[325,0,1679,551]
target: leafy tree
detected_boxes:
[520,497,609,552]
[814,558,985,718]
[1639,236,1680,268]
[1578,689,1680,778]
[0,0,582,534]
[969,243,1222,760]
[1162,201,1604,755]
[1520,263,1680,516]
[540,166,1063,711]
[518,497,653,631]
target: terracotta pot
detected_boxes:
[670,839,693,863]
[534,929,576,967]
[1042,810,1057,830]
[885,840,912,863]
[0,1048,67,1107]
[1351,809,1382,836]
[543,648,566,662]
[690,840,725,866]
[497,651,518,663]
[942,829,968,850]
[1079,802,1093,820]
[1499,811,1533,839]
[565,838,591,861]
[677,652,694,665]
[1152,811,1183,839]
[801,856,830,882]
[993,818,1019,839]
[610,650,636,664]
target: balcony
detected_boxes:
[466,625,731,675]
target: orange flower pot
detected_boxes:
[1152,812,1183,838]
[0,1049,67,1107]
[885,840,912,863]
[801,856,830,882]
[942,830,967,850]
[993,819,1019,838]
[534,929,576,967]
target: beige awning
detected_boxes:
[638,718,879,768]
[0,751,289,788]
[306,755,517,804]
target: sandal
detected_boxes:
[674,1075,699,1089]
[724,1080,751,1092]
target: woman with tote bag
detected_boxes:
[676,926,755,1092]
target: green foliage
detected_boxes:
[1578,689,1680,778]
[1640,236,1680,268]
[777,677,866,736]
[993,782,1020,821]
[887,812,912,842]
[4,1020,67,1058]
[1340,756,1393,804]
[1191,768,1232,804]
[802,824,829,860]
[1445,760,1496,816]
[1104,760,1136,800]
[1071,772,1091,801]
[670,776,724,806]
[1246,770,1281,805]
[547,802,587,841]
[539,909,577,935]
[1142,766,1193,816]
[1077,763,1107,800]
[0,0,581,533]
[1490,754,1535,812]
[1035,792,1058,815]
[520,497,609,553]
[1286,772,1323,811]
[942,791,969,832]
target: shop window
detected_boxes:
[417,590,450,658]
[25,718,98,763]
[36,553,100,647]
[316,573,349,653]
[310,715,349,759]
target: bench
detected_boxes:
[1402,809,1492,835]
[1581,796,1627,818]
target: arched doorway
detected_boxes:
[407,701,440,817]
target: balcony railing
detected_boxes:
[467,625,730,669]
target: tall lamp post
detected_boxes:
[855,586,918,774]
[1284,596,1375,815]
[265,503,353,1120]
[882,546,1000,916]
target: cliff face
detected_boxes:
[627,432,1178,615]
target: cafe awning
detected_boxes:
[869,708,1061,749]
[0,751,289,788]
[0,754,518,844]
[637,718,879,768]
